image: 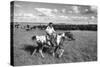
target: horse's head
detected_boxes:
[32,36,36,41]
[57,33,66,41]
[64,32,75,41]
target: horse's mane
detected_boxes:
[58,33,62,35]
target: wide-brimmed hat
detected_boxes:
[48,22,53,25]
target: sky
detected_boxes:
[12,1,97,24]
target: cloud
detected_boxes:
[90,6,97,11]
[14,13,42,22]
[72,6,80,13]
[34,8,57,18]
[68,11,73,13]
[37,13,47,16]
[59,15,68,19]
[70,16,88,20]
[61,9,66,13]
[35,8,53,15]
[15,13,37,18]
[53,9,58,13]
[23,13,34,17]
[34,8,71,20]
[85,8,89,12]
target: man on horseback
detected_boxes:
[45,22,56,47]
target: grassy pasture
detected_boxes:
[13,25,97,66]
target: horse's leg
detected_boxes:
[52,47,55,57]
[58,49,64,58]
[47,41,51,46]
[37,42,44,58]
[39,44,45,58]
[52,52,55,57]
[52,46,56,57]
[39,49,44,58]
[32,49,37,55]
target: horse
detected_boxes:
[31,31,75,58]
[31,35,51,58]
[51,31,75,58]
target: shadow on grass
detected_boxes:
[20,44,51,55]
[20,44,37,55]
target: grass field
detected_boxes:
[13,27,97,66]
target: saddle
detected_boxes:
[46,33,57,47]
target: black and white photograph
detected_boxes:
[10,1,97,66]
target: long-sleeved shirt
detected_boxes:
[45,26,55,35]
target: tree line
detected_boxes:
[14,23,97,31]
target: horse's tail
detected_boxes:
[32,36,36,41]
